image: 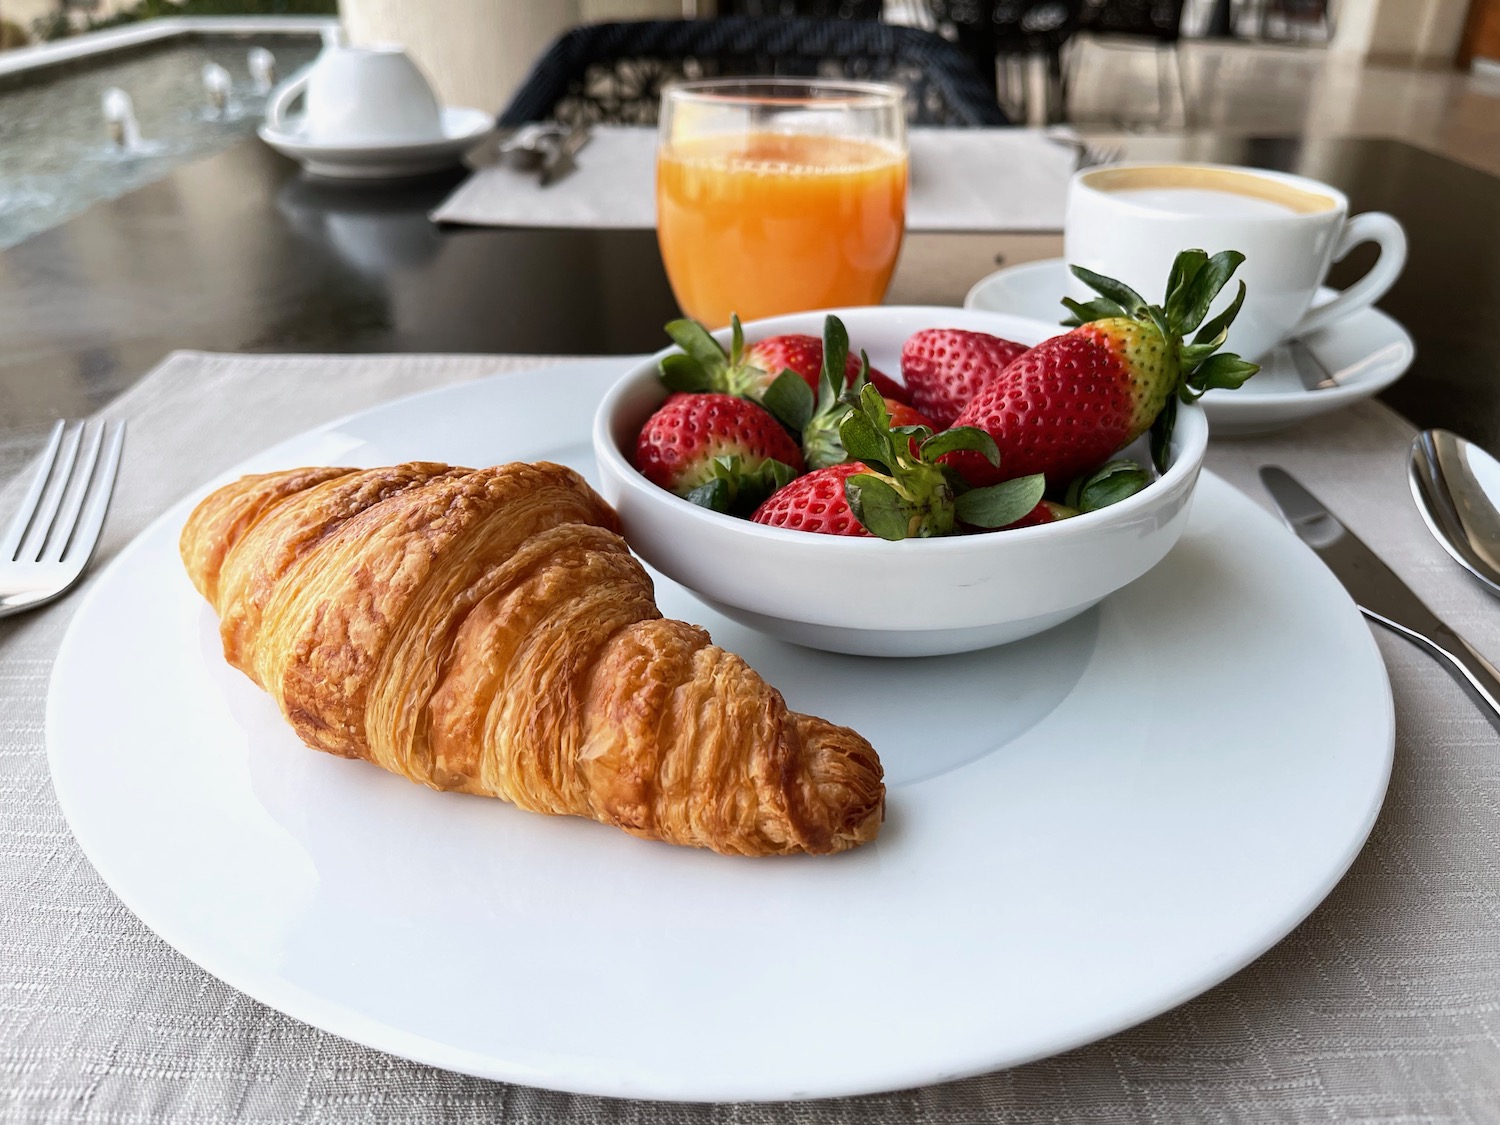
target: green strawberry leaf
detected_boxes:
[1069,264,1149,316]
[761,369,815,431]
[685,477,730,513]
[921,425,1000,465]
[839,409,891,472]
[1065,459,1151,513]
[1178,342,1222,366]
[664,318,728,377]
[659,353,712,393]
[851,349,872,391]
[1150,395,1178,474]
[1060,296,1127,326]
[818,315,851,412]
[1191,280,1247,348]
[1164,249,1209,325]
[729,313,745,366]
[1171,250,1246,335]
[845,473,913,541]
[734,458,799,514]
[1189,352,1260,393]
[1143,303,1174,349]
[954,474,1046,528]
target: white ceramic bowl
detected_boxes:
[592,306,1208,657]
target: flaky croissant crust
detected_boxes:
[180,461,884,856]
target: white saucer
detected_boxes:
[258,106,493,180]
[965,258,1415,437]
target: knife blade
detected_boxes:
[1287,338,1339,391]
[539,124,592,187]
[1261,465,1500,729]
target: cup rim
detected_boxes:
[1072,161,1349,219]
[661,77,904,110]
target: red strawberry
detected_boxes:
[635,393,803,514]
[998,500,1077,530]
[884,399,936,431]
[659,316,909,403]
[901,328,1029,428]
[946,250,1259,488]
[753,383,1045,539]
[752,462,873,536]
[749,335,909,404]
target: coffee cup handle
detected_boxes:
[265,70,311,135]
[1292,211,1407,337]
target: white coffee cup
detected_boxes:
[1064,163,1407,363]
[266,44,443,146]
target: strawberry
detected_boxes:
[901,328,1029,428]
[1001,500,1077,530]
[752,384,1045,539]
[634,393,803,515]
[659,315,909,403]
[752,462,874,537]
[946,249,1259,488]
[760,315,893,470]
[747,334,909,404]
[885,398,936,431]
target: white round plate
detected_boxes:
[47,359,1394,1103]
[258,105,493,179]
[965,257,1415,436]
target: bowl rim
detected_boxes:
[592,305,1209,552]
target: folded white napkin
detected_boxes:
[432,125,1077,232]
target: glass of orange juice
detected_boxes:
[656,78,908,329]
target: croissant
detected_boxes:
[179,461,884,856]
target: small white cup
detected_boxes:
[266,44,443,146]
[1064,163,1407,362]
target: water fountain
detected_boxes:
[101,87,143,152]
[248,48,277,95]
[201,63,232,116]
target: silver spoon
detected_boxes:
[1409,429,1500,598]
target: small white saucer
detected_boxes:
[258,106,493,180]
[965,257,1416,436]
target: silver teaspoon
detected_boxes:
[1409,429,1500,598]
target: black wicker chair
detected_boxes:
[718,0,884,17]
[499,18,1010,128]
[923,2,1083,123]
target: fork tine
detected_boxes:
[2,421,65,563]
[15,423,83,564]
[42,422,106,564]
[59,420,124,569]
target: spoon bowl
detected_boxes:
[1409,428,1500,597]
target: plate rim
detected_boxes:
[44,359,1396,1102]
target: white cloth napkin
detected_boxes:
[432,126,1077,232]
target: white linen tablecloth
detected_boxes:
[432,127,1078,232]
[2,351,1498,1123]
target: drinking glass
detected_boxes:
[656,78,908,329]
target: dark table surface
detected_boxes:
[1,133,1496,455]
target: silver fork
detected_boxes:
[1045,134,1124,171]
[0,420,125,618]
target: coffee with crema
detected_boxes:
[1065,161,1406,363]
[1085,165,1338,218]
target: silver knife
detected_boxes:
[1261,465,1500,729]
[539,124,592,187]
[1288,338,1338,391]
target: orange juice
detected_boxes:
[656,132,908,328]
